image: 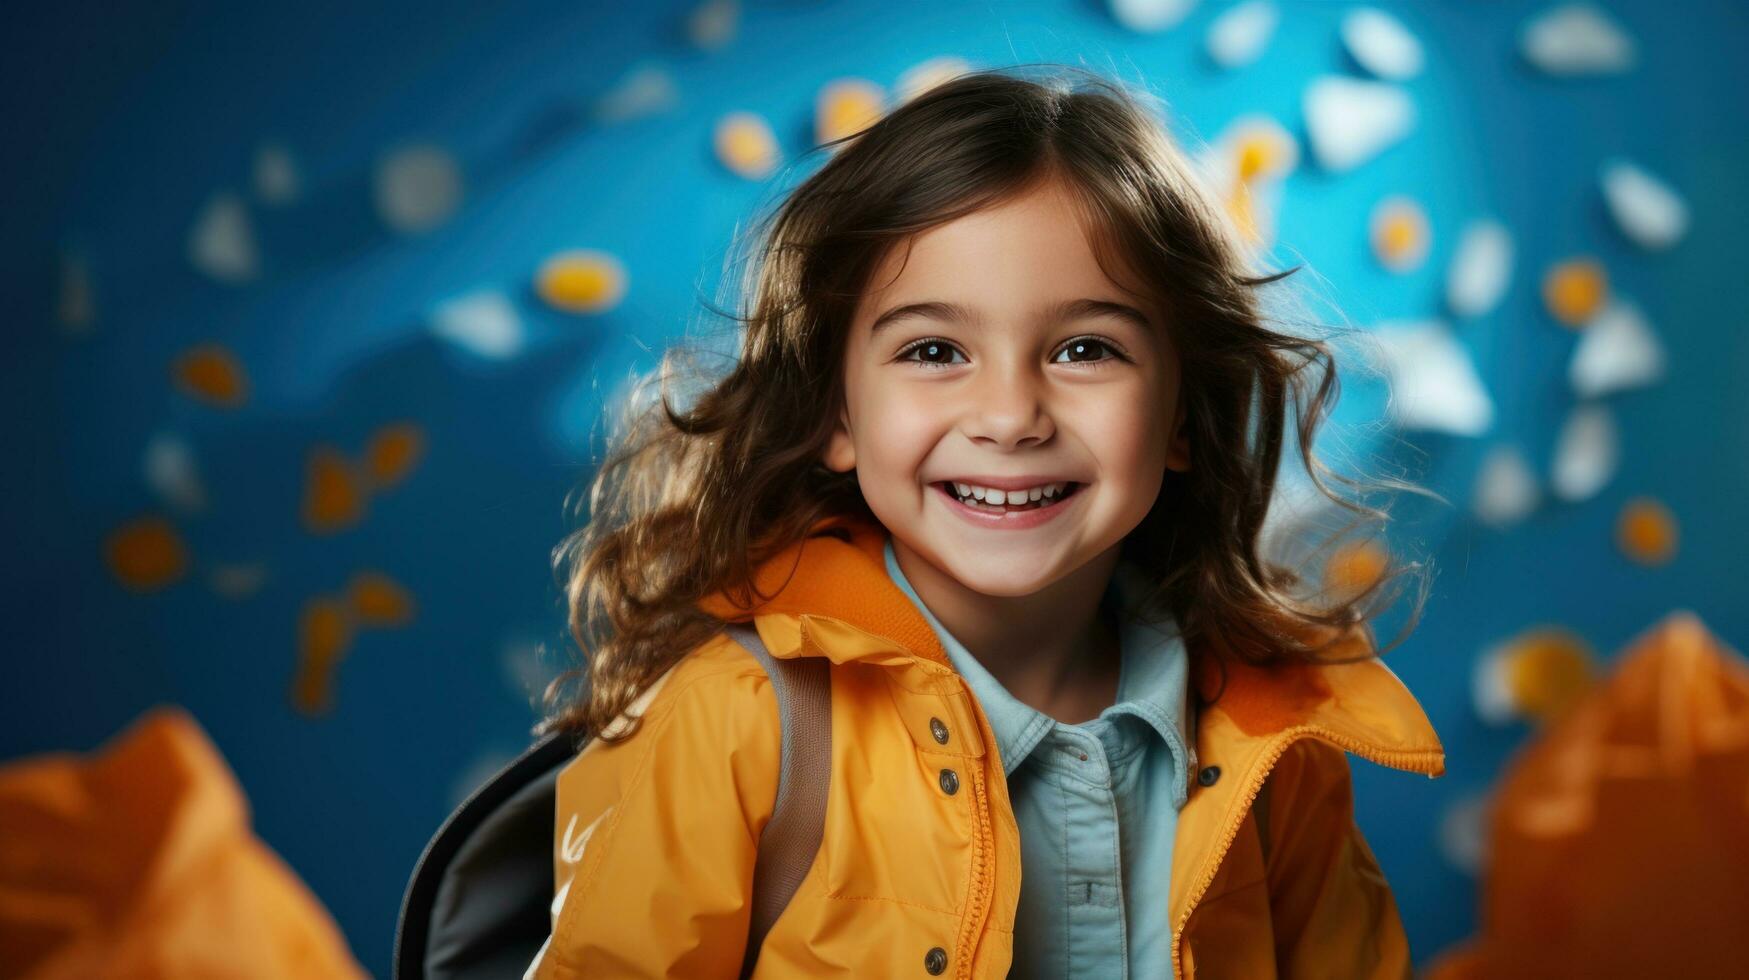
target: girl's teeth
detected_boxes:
[947,481,1075,507]
[1028,487,1043,502]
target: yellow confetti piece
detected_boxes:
[815,78,885,147]
[291,596,354,716]
[714,111,780,180]
[173,344,249,407]
[348,571,416,627]
[1543,258,1609,327]
[1225,183,1260,244]
[1325,539,1389,598]
[1232,126,1295,184]
[1617,496,1678,565]
[303,445,366,533]
[896,56,972,104]
[1505,628,1595,724]
[536,249,627,315]
[1370,196,1430,273]
[365,422,425,489]
[104,516,188,591]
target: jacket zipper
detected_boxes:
[1168,726,1443,977]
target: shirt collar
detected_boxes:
[883,539,1196,803]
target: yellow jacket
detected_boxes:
[533,516,1445,978]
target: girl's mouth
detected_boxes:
[931,481,1085,513]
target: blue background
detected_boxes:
[5,0,1746,974]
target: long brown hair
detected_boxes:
[544,64,1431,742]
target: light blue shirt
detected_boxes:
[884,540,1194,979]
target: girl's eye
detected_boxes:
[895,335,1128,368]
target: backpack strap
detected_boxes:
[723,621,832,980]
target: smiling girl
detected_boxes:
[529,66,1444,979]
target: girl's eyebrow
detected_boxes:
[868,297,1154,335]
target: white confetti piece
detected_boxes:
[1520,3,1636,77]
[253,143,300,205]
[897,56,973,104]
[144,432,206,515]
[592,64,680,124]
[1342,8,1424,81]
[375,145,463,235]
[431,290,525,360]
[714,111,780,179]
[1570,301,1665,398]
[1445,219,1514,319]
[1600,159,1688,251]
[686,0,739,50]
[1472,444,1540,528]
[1437,792,1491,875]
[1368,321,1494,436]
[1303,76,1415,173]
[57,251,95,334]
[1109,0,1198,33]
[188,191,260,283]
[208,562,269,599]
[1550,403,1618,501]
[1206,1,1278,70]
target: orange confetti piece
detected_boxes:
[536,249,627,314]
[1542,258,1609,327]
[815,78,885,147]
[365,422,425,490]
[104,516,188,591]
[1325,539,1389,598]
[348,571,416,627]
[1617,496,1678,565]
[303,445,366,533]
[291,596,354,715]
[173,344,250,407]
[1506,628,1595,724]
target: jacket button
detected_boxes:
[1198,765,1221,787]
[924,946,948,975]
[938,768,959,795]
[929,716,950,744]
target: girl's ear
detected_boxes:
[1166,408,1191,473]
[822,406,856,473]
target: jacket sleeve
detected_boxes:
[528,663,783,979]
[1259,739,1413,980]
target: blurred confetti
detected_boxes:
[1549,403,1618,502]
[374,145,463,234]
[143,432,206,516]
[187,191,260,284]
[56,250,95,335]
[1370,195,1431,273]
[104,516,189,592]
[685,0,739,51]
[592,63,680,124]
[1541,257,1608,328]
[1108,0,1198,34]
[303,446,367,534]
[1341,7,1424,81]
[1436,791,1491,875]
[1471,444,1541,529]
[347,571,416,627]
[1519,2,1637,77]
[207,561,269,600]
[172,344,250,408]
[1205,1,1278,71]
[1569,300,1665,397]
[713,110,780,179]
[1616,496,1678,565]
[896,56,974,104]
[253,142,301,205]
[536,248,628,314]
[1444,220,1514,320]
[1600,159,1688,251]
[1472,626,1596,726]
[364,422,425,490]
[815,78,885,147]
[1303,75,1415,173]
[1368,321,1494,436]
[1324,538,1389,600]
[291,596,354,715]
[1202,114,1297,247]
[431,290,525,360]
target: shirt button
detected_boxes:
[924,946,948,975]
[1198,765,1221,787]
[938,768,960,795]
[929,716,950,744]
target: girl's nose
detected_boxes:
[963,366,1055,449]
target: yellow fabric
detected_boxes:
[534,516,1445,978]
[0,707,366,980]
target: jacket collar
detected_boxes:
[696,514,1444,769]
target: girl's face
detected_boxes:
[823,177,1191,598]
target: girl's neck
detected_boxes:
[891,538,1124,724]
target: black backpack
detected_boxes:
[394,622,832,979]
